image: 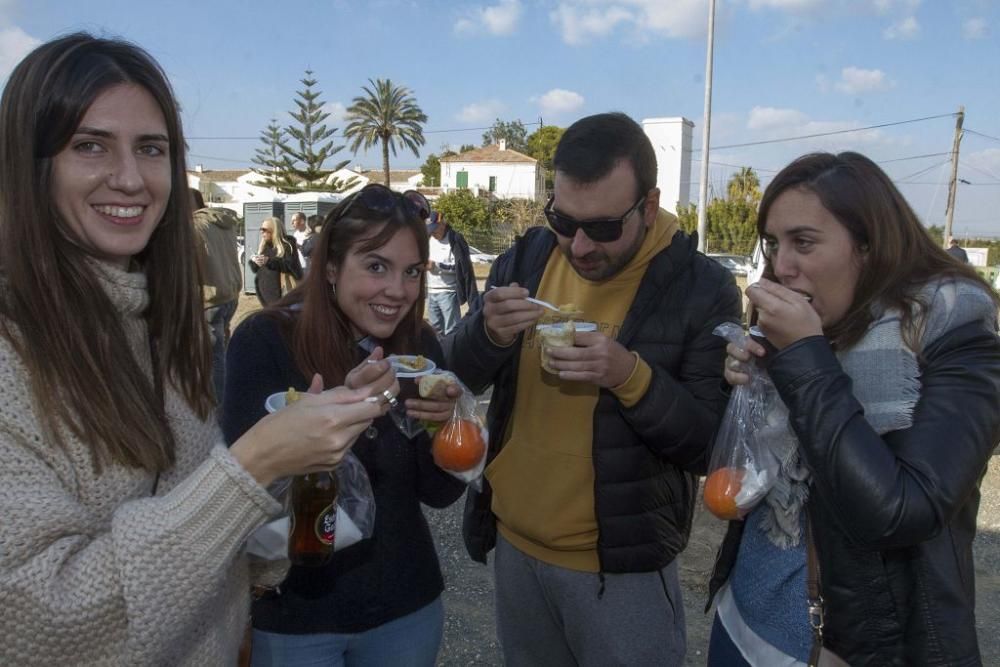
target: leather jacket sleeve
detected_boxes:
[768,320,1000,549]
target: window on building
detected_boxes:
[457,171,469,189]
[489,176,497,193]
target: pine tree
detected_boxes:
[251,118,297,192]
[279,70,353,193]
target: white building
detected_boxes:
[440,141,544,201]
[641,117,694,215]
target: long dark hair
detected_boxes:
[269,195,430,387]
[0,33,213,473]
[757,151,996,350]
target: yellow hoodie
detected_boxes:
[487,209,678,572]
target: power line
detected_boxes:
[897,160,950,182]
[965,128,1000,144]
[693,112,957,152]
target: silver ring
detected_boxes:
[727,357,742,372]
[382,389,399,407]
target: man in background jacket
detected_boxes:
[444,112,740,665]
[191,189,242,403]
[426,211,479,335]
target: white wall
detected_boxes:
[641,117,694,215]
[441,161,540,200]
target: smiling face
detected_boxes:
[763,187,864,328]
[551,160,657,281]
[327,225,425,340]
[50,83,171,268]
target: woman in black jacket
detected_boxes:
[223,185,466,666]
[708,152,1000,666]
[250,217,302,306]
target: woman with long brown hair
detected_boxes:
[707,152,1000,665]
[222,184,467,666]
[0,33,392,665]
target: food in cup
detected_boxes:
[418,372,459,400]
[537,321,597,373]
[387,354,438,401]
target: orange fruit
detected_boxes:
[432,418,486,472]
[703,467,746,520]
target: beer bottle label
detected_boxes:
[315,503,336,545]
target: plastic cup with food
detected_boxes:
[537,322,597,373]
[386,354,438,401]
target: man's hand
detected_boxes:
[544,331,637,388]
[483,283,544,346]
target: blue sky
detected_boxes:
[14,0,1000,236]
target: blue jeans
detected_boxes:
[250,597,443,667]
[708,614,752,666]
[205,299,237,403]
[427,291,460,336]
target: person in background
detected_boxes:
[708,152,1000,666]
[426,210,478,335]
[0,32,390,666]
[445,112,740,665]
[191,188,242,402]
[251,216,301,307]
[947,236,970,263]
[290,211,310,272]
[300,213,323,272]
[223,184,467,666]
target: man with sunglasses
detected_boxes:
[446,112,741,665]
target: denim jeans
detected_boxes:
[708,614,753,666]
[250,597,443,667]
[205,299,237,403]
[427,291,460,336]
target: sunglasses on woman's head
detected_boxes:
[337,184,431,224]
[543,194,646,243]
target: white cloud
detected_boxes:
[963,17,988,40]
[833,66,892,94]
[882,15,920,39]
[323,102,347,124]
[456,100,506,124]
[748,0,825,11]
[534,88,585,116]
[549,0,705,45]
[747,106,809,131]
[454,0,522,36]
[0,26,38,80]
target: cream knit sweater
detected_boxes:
[0,262,281,665]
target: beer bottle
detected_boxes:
[284,387,338,566]
[287,471,338,566]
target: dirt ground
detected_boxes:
[232,293,1000,665]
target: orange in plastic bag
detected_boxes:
[432,418,486,472]
[703,467,746,520]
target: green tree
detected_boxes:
[527,125,564,191]
[727,166,761,203]
[494,197,546,235]
[279,70,353,193]
[344,78,427,187]
[482,119,528,153]
[251,118,297,192]
[420,154,442,187]
[677,167,761,255]
[434,189,490,233]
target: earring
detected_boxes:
[330,282,337,296]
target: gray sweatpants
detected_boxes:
[494,532,686,666]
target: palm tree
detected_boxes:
[726,166,761,203]
[343,78,427,187]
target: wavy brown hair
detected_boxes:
[757,151,997,350]
[0,34,213,473]
[267,194,431,387]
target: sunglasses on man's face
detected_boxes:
[337,184,431,224]
[544,194,646,243]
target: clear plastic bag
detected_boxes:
[424,372,488,490]
[247,391,378,560]
[703,323,784,521]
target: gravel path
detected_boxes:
[427,456,1000,665]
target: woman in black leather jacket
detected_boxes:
[707,152,1000,666]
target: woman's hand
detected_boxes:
[252,254,267,267]
[344,346,400,400]
[405,382,463,423]
[724,340,766,387]
[231,373,390,487]
[745,277,823,349]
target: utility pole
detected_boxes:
[696,0,717,253]
[943,106,964,248]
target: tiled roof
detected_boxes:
[440,144,536,164]
[187,169,252,183]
